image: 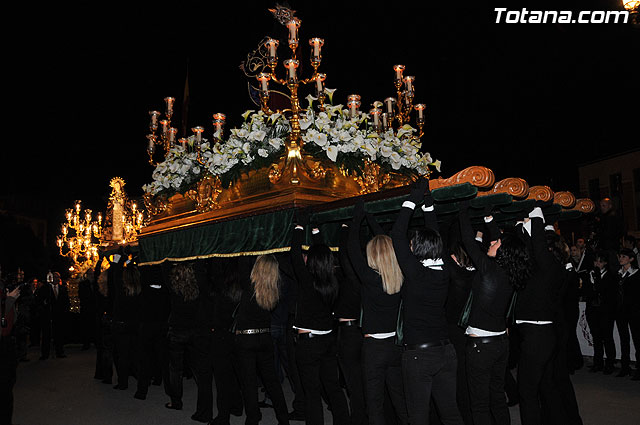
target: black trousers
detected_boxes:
[540,321,583,425]
[516,323,556,425]
[402,343,463,425]
[585,306,616,367]
[95,314,113,382]
[361,337,408,425]
[615,310,640,369]
[113,320,139,387]
[40,315,65,358]
[465,337,510,425]
[447,324,472,425]
[167,327,214,421]
[286,315,305,414]
[338,324,368,425]
[212,330,243,421]
[136,322,170,396]
[296,332,350,425]
[0,337,17,425]
[235,332,290,425]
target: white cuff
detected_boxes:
[529,207,545,222]
[421,204,434,212]
[342,224,348,228]
[544,225,555,232]
[484,216,493,223]
[522,220,532,237]
[312,228,320,235]
[402,201,416,210]
[475,236,483,243]
[295,225,304,230]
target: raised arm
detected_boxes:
[365,212,385,236]
[339,223,362,287]
[347,200,378,284]
[290,209,313,284]
[458,201,493,274]
[420,183,439,232]
[390,179,428,275]
[526,207,553,265]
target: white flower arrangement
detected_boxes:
[143,96,441,197]
[300,98,441,176]
[143,110,288,195]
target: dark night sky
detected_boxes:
[3,0,638,225]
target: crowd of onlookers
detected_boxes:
[1,191,638,425]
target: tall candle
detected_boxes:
[393,64,405,82]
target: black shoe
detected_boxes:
[288,410,305,421]
[165,402,183,410]
[258,400,273,408]
[590,365,603,373]
[209,417,231,425]
[191,413,211,423]
[230,406,243,417]
[102,378,112,384]
[152,378,162,386]
[603,365,614,375]
[617,368,631,378]
[134,392,147,400]
[113,384,128,390]
[507,398,519,407]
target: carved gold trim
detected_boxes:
[186,175,223,212]
[527,185,554,203]
[554,191,576,209]
[572,198,595,213]
[429,166,495,190]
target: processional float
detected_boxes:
[137,6,594,265]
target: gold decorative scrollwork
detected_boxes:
[490,177,529,199]
[186,175,223,212]
[430,166,495,190]
[143,192,168,217]
[353,160,392,194]
[527,185,554,203]
[554,191,576,209]
[572,198,595,213]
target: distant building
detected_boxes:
[578,149,640,235]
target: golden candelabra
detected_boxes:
[56,200,102,274]
[146,97,177,165]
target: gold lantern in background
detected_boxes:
[56,200,102,275]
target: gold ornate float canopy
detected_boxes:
[137,165,594,265]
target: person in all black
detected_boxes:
[1,275,21,425]
[209,257,244,425]
[13,268,34,362]
[348,200,408,425]
[540,231,583,425]
[35,271,69,359]
[78,269,96,350]
[585,252,617,374]
[615,248,640,379]
[444,235,476,425]
[324,222,366,425]
[112,258,142,390]
[93,261,115,384]
[165,261,214,423]
[29,277,42,348]
[514,207,562,425]
[233,255,290,425]
[458,202,530,425]
[390,178,463,425]
[291,211,350,425]
[134,264,171,400]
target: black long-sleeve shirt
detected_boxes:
[291,226,335,331]
[348,215,401,335]
[334,225,362,320]
[515,216,563,322]
[459,208,513,333]
[390,202,449,344]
